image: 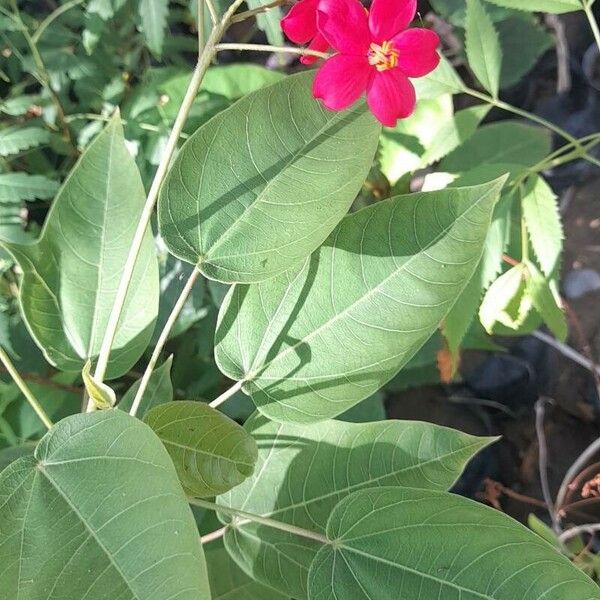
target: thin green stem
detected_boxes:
[129,265,202,417]
[189,498,330,544]
[198,0,206,51]
[205,0,219,24]
[231,0,286,23]
[90,0,248,402]
[583,0,600,52]
[0,346,53,431]
[209,380,244,409]
[215,42,329,60]
[32,0,84,44]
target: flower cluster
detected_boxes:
[282,0,440,127]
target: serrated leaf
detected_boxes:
[215,179,505,423]
[430,0,516,26]
[87,0,114,19]
[413,55,465,99]
[0,410,210,599]
[139,0,169,58]
[119,355,174,416]
[206,547,287,600]
[466,0,502,97]
[526,261,568,341]
[308,487,600,600]
[158,71,381,284]
[0,126,50,157]
[0,173,59,203]
[219,414,492,599]
[0,114,159,377]
[145,401,258,497]
[521,174,563,276]
[485,0,583,13]
[0,94,43,116]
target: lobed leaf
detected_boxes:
[0,410,210,599]
[158,71,381,283]
[215,179,505,423]
[145,400,258,497]
[218,414,492,598]
[309,487,600,600]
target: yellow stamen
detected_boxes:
[368,41,399,72]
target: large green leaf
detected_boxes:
[145,401,258,497]
[485,0,583,13]
[309,487,600,600]
[215,179,505,423]
[466,0,502,97]
[0,410,210,599]
[206,547,287,600]
[0,114,159,377]
[218,414,492,598]
[158,71,381,284]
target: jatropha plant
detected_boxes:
[0,0,599,598]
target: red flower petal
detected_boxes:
[300,32,329,65]
[313,54,371,111]
[393,28,441,78]
[367,69,416,126]
[317,0,370,55]
[281,0,319,44]
[369,0,417,43]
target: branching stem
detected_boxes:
[215,42,329,59]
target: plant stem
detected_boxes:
[583,0,600,52]
[189,497,330,544]
[231,0,286,23]
[532,330,600,378]
[559,523,600,543]
[0,346,53,430]
[200,526,227,544]
[209,380,244,408]
[205,0,219,24]
[464,87,600,169]
[90,1,247,404]
[129,265,202,417]
[198,0,206,51]
[32,0,84,44]
[215,42,329,60]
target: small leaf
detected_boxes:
[0,113,159,377]
[526,261,568,341]
[206,547,288,600]
[309,487,600,600]
[0,126,50,156]
[215,179,505,423]
[465,0,502,97]
[119,355,174,416]
[139,0,169,58]
[144,401,258,497]
[0,410,210,598]
[0,172,59,203]
[159,71,381,283]
[218,414,492,598]
[413,55,465,98]
[521,174,564,276]
[485,0,583,13]
[82,360,115,409]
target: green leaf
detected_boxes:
[521,174,563,276]
[412,55,465,98]
[119,355,174,416]
[526,261,568,341]
[145,400,258,497]
[0,114,159,377]
[88,0,115,20]
[215,179,505,423]
[82,359,115,409]
[0,443,34,473]
[0,410,210,599]
[430,0,516,26]
[158,71,381,283]
[139,0,169,57]
[218,414,492,598]
[465,0,502,97]
[308,487,600,600]
[201,64,285,100]
[0,172,59,203]
[207,547,288,600]
[0,126,50,156]
[440,121,551,176]
[497,16,554,88]
[245,0,284,46]
[485,0,583,13]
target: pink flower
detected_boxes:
[313,0,440,126]
[281,0,329,65]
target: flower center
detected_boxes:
[368,41,399,72]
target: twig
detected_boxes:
[215,42,330,60]
[557,437,600,514]
[231,0,286,23]
[32,0,84,44]
[200,527,227,544]
[559,523,600,543]
[532,330,600,377]
[209,380,244,409]
[0,366,81,394]
[0,346,53,430]
[535,398,559,531]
